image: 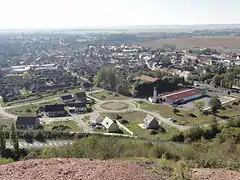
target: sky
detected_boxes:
[0,0,240,29]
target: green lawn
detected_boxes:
[6,99,61,116]
[0,118,13,128]
[105,111,179,140]
[217,103,240,118]
[137,100,240,126]
[82,115,90,122]
[44,121,82,132]
[90,90,128,101]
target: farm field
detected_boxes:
[142,36,240,51]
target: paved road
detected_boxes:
[0,90,103,120]
[3,98,60,110]
[6,140,73,149]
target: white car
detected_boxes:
[168,118,176,122]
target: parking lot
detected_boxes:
[179,96,236,111]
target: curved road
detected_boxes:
[0,89,224,131]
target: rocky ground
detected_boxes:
[0,158,239,180]
[0,158,169,180]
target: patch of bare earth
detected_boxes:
[191,168,240,180]
[0,158,170,180]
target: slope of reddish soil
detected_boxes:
[0,158,168,180]
[0,158,239,180]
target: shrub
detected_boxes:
[173,108,180,114]
[172,160,191,180]
[150,130,158,135]
[114,93,119,97]
[120,119,129,124]
[185,127,205,141]
[25,108,32,112]
[100,95,106,100]
[188,113,197,118]
[171,132,185,142]
[34,131,46,142]
[232,102,239,106]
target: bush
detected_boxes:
[150,130,158,135]
[100,95,106,100]
[120,119,129,124]
[114,93,119,97]
[232,102,239,106]
[34,131,46,142]
[171,132,185,142]
[173,108,180,114]
[25,108,32,112]
[23,132,34,143]
[185,127,204,141]
[188,113,197,118]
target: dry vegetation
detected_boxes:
[142,36,240,50]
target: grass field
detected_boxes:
[105,111,179,140]
[142,36,240,51]
[90,91,128,101]
[137,100,240,126]
[44,121,82,132]
[6,99,61,116]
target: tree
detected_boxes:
[213,74,224,87]
[194,100,205,111]
[173,108,179,114]
[0,125,6,157]
[211,116,219,135]
[209,96,222,114]
[116,81,131,96]
[96,67,118,91]
[10,123,19,151]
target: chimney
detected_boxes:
[153,87,157,101]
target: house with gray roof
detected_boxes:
[101,117,119,133]
[143,114,159,129]
[16,117,40,129]
[90,111,103,124]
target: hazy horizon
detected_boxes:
[1,0,240,29]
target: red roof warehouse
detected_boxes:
[162,89,203,104]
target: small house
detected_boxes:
[74,91,87,102]
[68,102,87,113]
[90,111,103,124]
[61,94,75,104]
[143,114,159,129]
[16,117,40,129]
[101,117,119,133]
[44,104,66,117]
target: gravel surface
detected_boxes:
[191,168,240,180]
[1,158,240,180]
[0,158,167,180]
